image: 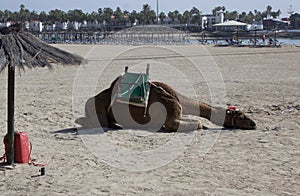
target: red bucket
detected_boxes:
[3,132,31,163]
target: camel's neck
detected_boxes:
[199,103,215,119]
[198,103,227,126]
[179,94,227,126]
[178,94,210,118]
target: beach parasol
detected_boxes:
[0,24,85,165]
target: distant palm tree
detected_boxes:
[20,4,25,11]
[96,8,104,23]
[247,11,255,23]
[190,7,201,24]
[265,5,272,19]
[2,10,12,22]
[168,11,175,24]
[183,10,191,24]
[39,11,48,22]
[129,10,138,25]
[140,4,154,25]
[87,11,98,23]
[159,12,166,24]
[239,12,247,22]
[103,7,113,24]
[114,7,124,21]
[48,9,67,23]
[67,9,86,23]
[212,6,226,15]
[19,4,28,23]
[225,11,239,21]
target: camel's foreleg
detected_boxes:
[164,118,202,132]
[177,118,202,132]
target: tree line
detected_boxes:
[0,4,298,28]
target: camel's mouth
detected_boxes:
[248,126,256,130]
[246,120,256,130]
[233,118,256,130]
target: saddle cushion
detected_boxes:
[116,72,150,104]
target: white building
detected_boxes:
[54,21,68,31]
[67,21,80,30]
[0,21,13,28]
[201,10,224,30]
[27,21,43,32]
[247,20,263,31]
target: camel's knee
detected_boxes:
[164,119,180,132]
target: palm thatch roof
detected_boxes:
[0,23,85,73]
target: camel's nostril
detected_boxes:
[251,121,256,127]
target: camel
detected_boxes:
[75,76,256,132]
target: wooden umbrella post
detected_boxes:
[7,65,15,165]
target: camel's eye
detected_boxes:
[239,115,246,120]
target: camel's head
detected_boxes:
[223,106,256,130]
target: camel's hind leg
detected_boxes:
[79,97,109,128]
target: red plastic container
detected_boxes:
[3,132,31,163]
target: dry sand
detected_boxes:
[0,44,299,195]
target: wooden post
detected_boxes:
[156,0,159,24]
[7,66,15,164]
[236,26,239,41]
[274,30,277,46]
[254,29,257,46]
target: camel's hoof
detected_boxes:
[202,125,209,130]
[197,122,203,130]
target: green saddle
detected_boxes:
[116,65,150,106]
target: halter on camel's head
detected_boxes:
[224,106,256,130]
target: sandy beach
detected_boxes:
[0,44,299,195]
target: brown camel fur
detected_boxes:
[75,77,256,131]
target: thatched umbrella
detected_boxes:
[0,24,85,165]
